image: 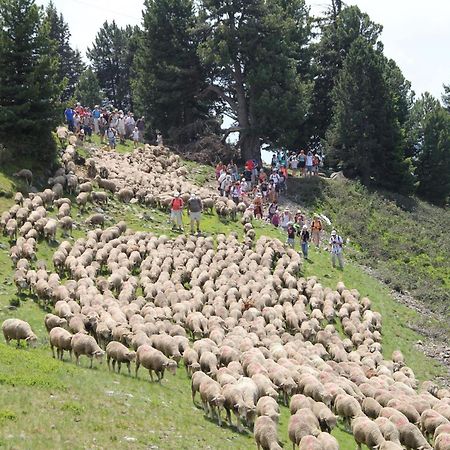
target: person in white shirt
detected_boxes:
[329,230,344,269]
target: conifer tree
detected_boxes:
[74,68,102,107]
[327,37,412,193]
[44,1,85,101]
[416,108,450,205]
[0,0,60,160]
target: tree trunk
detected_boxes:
[240,133,261,164]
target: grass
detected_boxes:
[0,148,447,449]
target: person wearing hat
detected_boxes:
[253,192,263,219]
[286,221,296,249]
[170,192,184,231]
[280,209,291,231]
[329,230,344,269]
[300,224,310,259]
[187,192,203,234]
[311,214,323,249]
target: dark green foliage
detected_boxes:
[198,0,312,161]
[44,1,85,102]
[416,108,450,205]
[87,21,137,110]
[74,68,102,107]
[0,0,60,161]
[133,0,209,142]
[442,83,450,112]
[326,37,413,193]
[308,5,382,142]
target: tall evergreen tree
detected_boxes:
[309,5,382,143]
[44,1,84,101]
[0,0,60,160]
[326,37,412,193]
[87,21,137,110]
[416,108,450,205]
[442,83,450,112]
[198,0,312,161]
[133,0,208,141]
[74,68,102,107]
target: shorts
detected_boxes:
[306,165,313,172]
[171,210,183,225]
[190,211,201,221]
[299,161,306,168]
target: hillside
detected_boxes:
[286,177,450,332]
[0,140,449,449]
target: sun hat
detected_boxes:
[331,230,337,236]
[302,224,308,230]
[173,191,180,197]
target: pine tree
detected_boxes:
[44,1,85,101]
[0,0,61,160]
[326,37,412,193]
[443,84,450,112]
[74,68,102,107]
[416,108,450,205]
[87,21,137,110]
[199,0,312,161]
[309,5,382,143]
[133,0,209,142]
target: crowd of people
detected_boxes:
[271,149,323,177]
[64,103,163,150]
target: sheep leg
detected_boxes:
[16,339,21,347]
[107,356,111,371]
[126,362,131,375]
[75,354,80,365]
[216,406,222,426]
[51,344,56,358]
[135,362,140,378]
[117,362,121,374]
[89,356,93,369]
[148,369,154,382]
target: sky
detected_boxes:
[36,0,450,100]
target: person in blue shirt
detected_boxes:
[64,107,74,131]
[92,106,101,135]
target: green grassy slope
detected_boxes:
[0,151,446,449]
[286,177,450,322]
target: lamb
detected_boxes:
[2,318,38,347]
[288,408,321,448]
[352,416,386,450]
[106,341,136,375]
[71,333,105,368]
[398,422,432,449]
[13,169,33,186]
[254,415,282,450]
[49,327,73,360]
[183,348,199,377]
[135,344,177,382]
[256,396,280,424]
[85,214,105,228]
[44,313,67,332]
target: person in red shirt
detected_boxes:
[170,191,184,230]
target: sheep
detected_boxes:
[43,219,58,242]
[76,192,90,210]
[398,422,432,449]
[199,377,225,426]
[118,188,134,203]
[199,350,218,376]
[44,313,67,332]
[352,416,386,450]
[374,417,401,445]
[256,396,280,424]
[92,191,108,205]
[311,401,337,432]
[71,333,105,368]
[106,341,136,375]
[2,318,38,347]
[49,327,73,360]
[334,393,363,427]
[297,435,321,450]
[254,415,282,450]
[363,397,383,419]
[13,169,33,185]
[288,408,321,448]
[435,433,450,450]
[135,344,177,382]
[316,432,339,450]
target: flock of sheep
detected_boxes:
[1,143,450,450]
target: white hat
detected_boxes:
[173,191,180,197]
[302,224,308,230]
[331,230,337,236]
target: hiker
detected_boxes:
[311,215,323,249]
[280,209,291,231]
[136,116,145,143]
[253,193,263,219]
[92,105,101,134]
[286,221,296,248]
[313,153,321,176]
[230,182,241,205]
[306,151,314,176]
[132,127,140,148]
[64,106,74,132]
[105,126,116,150]
[300,224,310,259]
[170,191,184,231]
[298,150,306,176]
[329,230,344,269]
[187,192,202,234]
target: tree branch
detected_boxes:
[201,84,238,114]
